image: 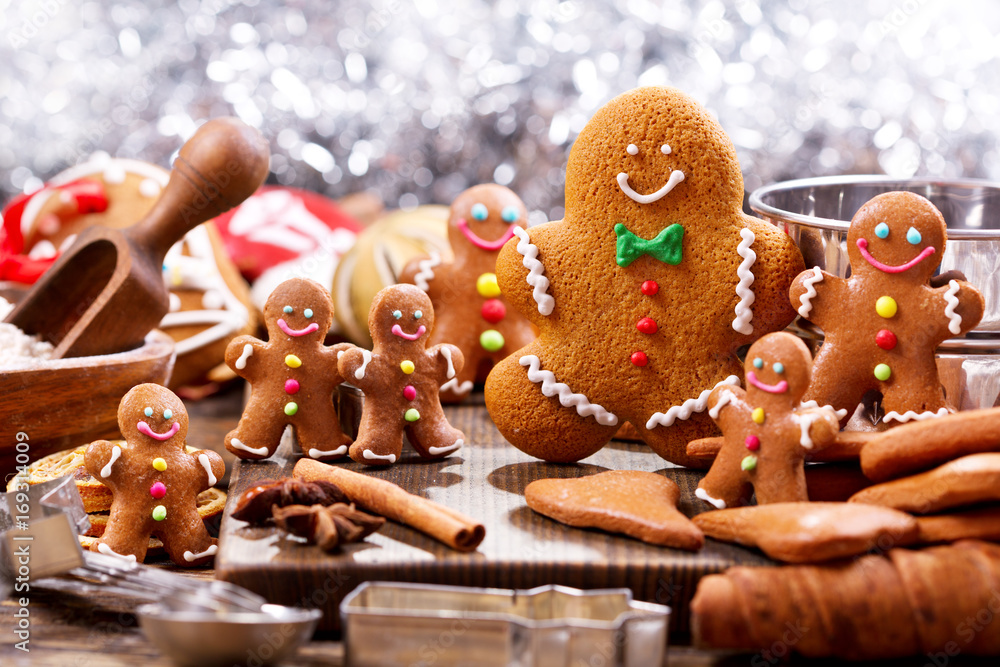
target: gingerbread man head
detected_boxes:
[447,184,528,255]
[262,278,333,342]
[744,332,813,409]
[119,383,189,450]
[369,283,436,354]
[847,192,946,285]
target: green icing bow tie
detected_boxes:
[614,223,684,267]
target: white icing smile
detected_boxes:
[616,169,685,205]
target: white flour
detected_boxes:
[0,297,55,369]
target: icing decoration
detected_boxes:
[197,453,217,486]
[471,203,488,220]
[428,440,463,456]
[137,421,180,441]
[733,227,756,335]
[480,329,505,352]
[230,438,269,456]
[876,329,897,350]
[512,226,555,316]
[458,219,516,251]
[440,378,474,395]
[476,273,502,298]
[626,144,639,155]
[236,344,255,369]
[857,238,936,273]
[355,349,373,379]
[440,346,457,379]
[753,357,763,369]
[283,306,293,314]
[403,385,417,401]
[636,317,658,334]
[284,402,299,416]
[285,354,303,368]
[284,379,300,394]
[391,324,426,341]
[97,543,137,562]
[883,407,950,423]
[799,400,850,420]
[501,207,519,223]
[138,177,162,199]
[616,169,685,205]
[661,144,671,154]
[277,318,320,337]
[744,434,760,451]
[481,299,506,324]
[614,223,684,267]
[876,296,897,318]
[414,310,422,319]
[163,409,173,420]
[362,450,397,463]
[520,355,618,426]
[708,390,733,419]
[150,482,167,499]
[144,407,153,418]
[773,363,784,374]
[741,455,757,471]
[404,409,420,422]
[796,267,824,318]
[304,308,313,318]
[646,376,741,429]
[401,360,415,374]
[944,280,962,335]
[640,280,659,296]
[100,445,121,478]
[630,351,648,367]
[413,252,442,291]
[308,445,348,459]
[874,363,892,381]
[751,407,765,424]
[183,545,218,562]
[152,505,167,522]
[695,487,726,510]
[746,371,788,394]
[392,310,402,319]
[906,227,922,244]
[875,222,889,239]
[790,410,826,449]
[152,458,167,472]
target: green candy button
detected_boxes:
[741,455,757,472]
[284,402,299,416]
[152,505,167,522]
[874,363,891,382]
[404,409,420,422]
[480,329,505,352]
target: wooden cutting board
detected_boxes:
[214,399,773,637]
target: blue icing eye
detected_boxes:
[163,409,173,420]
[906,227,922,245]
[283,306,293,314]
[414,310,423,319]
[470,203,488,221]
[753,357,764,369]
[773,362,784,374]
[501,206,519,223]
[392,310,402,319]
[304,308,314,318]
[144,407,153,418]
[874,223,889,239]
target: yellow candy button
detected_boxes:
[285,354,302,368]
[752,407,765,424]
[476,273,501,298]
[401,360,415,374]
[876,296,897,319]
[152,458,167,472]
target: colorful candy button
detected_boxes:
[404,409,420,422]
[481,299,506,324]
[744,435,760,451]
[640,280,659,296]
[150,482,166,499]
[630,351,648,367]
[152,458,167,472]
[875,329,897,351]
[741,455,757,471]
[876,296,897,319]
[285,354,302,368]
[400,360,415,374]
[752,407,765,424]
[637,317,658,334]
[476,273,501,298]
[874,363,892,381]
[284,379,300,394]
[480,329,505,352]
[403,385,417,401]
[152,505,167,522]
[284,402,299,416]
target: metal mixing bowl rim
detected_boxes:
[749,175,1000,239]
[136,602,323,626]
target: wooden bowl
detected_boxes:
[0,330,175,477]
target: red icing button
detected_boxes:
[403,385,417,401]
[641,280,659,296]
[284,379,300,394]
[150,481,167,499]
[875,329,897,351]
[630,351,648,367]
[636,317,658,334]
[745,435,760,451]
[481,298,506,324]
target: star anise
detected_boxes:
[232,478,348,524]
[272,503,385,552]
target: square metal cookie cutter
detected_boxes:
[341,581,670,667]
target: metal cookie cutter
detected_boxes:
[341,582,670,667]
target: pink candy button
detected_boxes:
[403,385,417,401]
[285,379,300,394]
[150,481,167,499]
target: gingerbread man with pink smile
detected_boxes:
[790,191,984,424]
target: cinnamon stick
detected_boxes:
[293,458,486,552]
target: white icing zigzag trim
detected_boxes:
[413,252,441,291]
[797,267,824,319]
[708,390,734,419]
[733,228,756,335]
[695,487,727,510]
[520,355,618,426]
[884,407,950,424]
[944,279,962,335]
[646,376,741,429]
[440,378,474,395]
[355,349,372,380]
[512,227,555,316]
[799,400,849,420]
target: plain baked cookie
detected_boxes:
[484,86,804,467]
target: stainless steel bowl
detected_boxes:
[750,176,1000,334]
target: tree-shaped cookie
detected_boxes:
[695,332,840,509]
[789,191,984,424]
[84,384,225,564]
[224,278,352,460]
[337,284,465,465]
[485,87,804,467]
[400,184,535,403]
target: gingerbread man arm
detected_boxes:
[337,345,379,392]
[321,341,355,385]
[706,385,750,433]
[225,335,266,381]
[789,267,839,330]
[795,408,841,452]
[189,449,225,492]
[930,279,984,338]
[737,217,805,341]
[495,222,558,328]
[400,254,454,297]
[428,344,465,386]
[84,439,123,487]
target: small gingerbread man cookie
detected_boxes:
[401,184,535,403]
[84,384,225,565]
[790,192,984,424]
[338,284,466,465]
[696,332,840,509]
[224,278,353,461]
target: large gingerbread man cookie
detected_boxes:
[695,332,840,509]
[400,184,535,403]
[84,384,225,565]
[224,278,353,461]
[484,87,804,467]
[790,191,984,424]
[338,284,466,465]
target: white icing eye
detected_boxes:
[144,407,153,418]
[626,144,638,156]
[392,310,402,319]
[661,144,671,154]
[163,409,173,420]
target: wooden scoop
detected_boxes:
[4,118,270,359]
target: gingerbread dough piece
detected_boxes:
[84,384,225,565]
[696,332,840,509]
[401,184,535,403]
[225,278,352,461]
[693,502,919,563]
[337,284,466,465]
[790,191,984,424]
[524,470,704,550]
[915,506,1000,544]
[849,453,1000,514]
[484,87,804,468]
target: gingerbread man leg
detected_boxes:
[296,419,352,461]
[92,513,151,563]
[752,458,808,505]
[349,405,405,465]
[158,517,218,567]
[405,403,464,459]
[803,348,869,419]
[225,401,288,459]
[697,449,753,509]
[881,370,949,422]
